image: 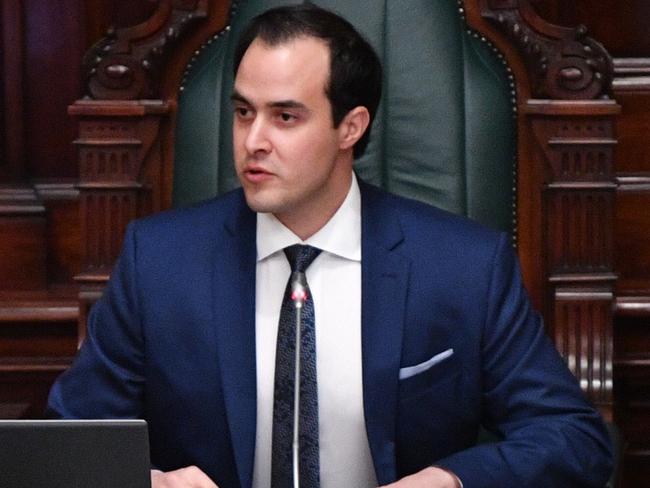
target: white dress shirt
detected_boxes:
[252,174,377,488]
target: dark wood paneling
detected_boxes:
[38,185,81,285]
[615,316,650,360]
[613,361,650,487]
[0,217,46,290]
[84,0,159,50]
[23,0,85,179]
[615,92,650,174]
[532,1,650,58]
[0,0,123,421]
[0,290,78,418]
[610,43,650,486]
[0,369,70,419]
[615,191,650,291]
[0,321,76,358]
[1,0,26,181]
[0,3,5,174]
[0,188,45,287]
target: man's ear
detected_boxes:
[338,106,370,151]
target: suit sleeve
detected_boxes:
[46,223,145,418]
[435,233,613,488]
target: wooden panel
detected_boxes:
[616,316,650,360]
[1,0,26,181]
[0,5,4,169]
[82,191,137,270]
[0,3,3,172]
[23,0,85,179]
[520,102,619,414]
[84,0,159,46]
[0,216,46,290]
[614,359,650,487]
[554,292,613,410]
[0,292,78,419]
[0,321,76,358]
[547,191,613,274]
[38,184,81,285]
[615,191,650,291]
[620,453,650,488]
[0,369,70,419]
[610,52,650,486]
[532,1,650,58]
[0,187,47,290]
[615,92,650,174]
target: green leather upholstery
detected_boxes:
[174,0,515,233]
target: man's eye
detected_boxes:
[279,112,296,122]
[235,107,251,117]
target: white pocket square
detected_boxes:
[399,348,454,380]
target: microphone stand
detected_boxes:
[290,272,308,488]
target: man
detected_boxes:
[47,4,613,488]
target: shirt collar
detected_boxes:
[256,173,361,263]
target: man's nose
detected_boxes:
[245,117,272,155]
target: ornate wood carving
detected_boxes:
[83,0,208,100]
[69,100,171,338]
[478,0,613,100]
[553,291,613,405]
[69,0,231,342]
[524,100,619,417]
[71,101,171,273]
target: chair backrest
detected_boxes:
[173,0,515,234]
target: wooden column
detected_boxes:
[524,100,620,419]
[67,0,220,344]
[69,100,170,345]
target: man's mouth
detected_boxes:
[243,165,274,182]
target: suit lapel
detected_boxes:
[360,183,409,485]
[213,192,257,488]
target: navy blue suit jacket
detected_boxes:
[48,182,612,487]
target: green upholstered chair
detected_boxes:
[173,0,516,237]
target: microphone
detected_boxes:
[290,271,307,488]
[291,272,308,308]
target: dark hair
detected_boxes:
[233,3,383,159]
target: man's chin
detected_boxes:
[242,192,286,216]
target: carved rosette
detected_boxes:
[479,0,613,100]
[83,0,208,100]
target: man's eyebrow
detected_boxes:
[230,91,249,104]
[230,91,308,111]
[268,100,308,111]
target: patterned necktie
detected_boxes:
[271,244,322,488]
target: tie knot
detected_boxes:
[284,244,322,273]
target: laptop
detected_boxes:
[0,419,151,488]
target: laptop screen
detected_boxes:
[0,419,151,488]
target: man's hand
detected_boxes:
[379,466,461,488]
[150,466,218,488]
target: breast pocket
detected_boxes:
[398,348,460,402]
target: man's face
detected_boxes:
[232,36,352,233]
